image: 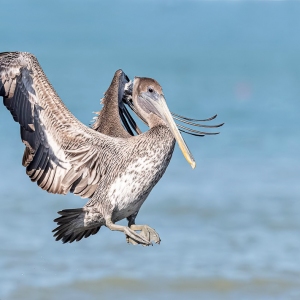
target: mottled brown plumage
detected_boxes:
[92,70,132,138]
[0,52,223,246]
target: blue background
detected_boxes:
[1,1,300,299]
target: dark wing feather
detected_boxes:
[92,69,132,138]
[0,52,126,199]
[92,69,142,137]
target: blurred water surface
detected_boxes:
[1,1,300,299]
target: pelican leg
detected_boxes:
[105,218,152,246]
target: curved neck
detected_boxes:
[147,113,168,129]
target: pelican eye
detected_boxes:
[148,87,154,93]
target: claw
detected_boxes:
[145,227,161,244]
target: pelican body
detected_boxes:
[0,52,222,245]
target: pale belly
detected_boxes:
[108,154,169,222]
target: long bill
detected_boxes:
[156,95,196,169]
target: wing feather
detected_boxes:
[92,69,142,137]
[92,69,132,138]
[0,52,126,199]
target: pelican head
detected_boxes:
[132,77,196,169]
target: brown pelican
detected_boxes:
[0,52,223,246]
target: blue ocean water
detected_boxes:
[1,1,300,299]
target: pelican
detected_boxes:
[0,52,223,246]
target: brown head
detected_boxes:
[132,76,196,169]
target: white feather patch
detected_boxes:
[108,156,153,212]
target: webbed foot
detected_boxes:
[126,225,161,246]
[105,218,151,246]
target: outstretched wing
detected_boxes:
[92,69,142,137]
[0,52,126,199]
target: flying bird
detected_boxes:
[0,52,223,246]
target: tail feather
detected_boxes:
[53,208,102,243]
